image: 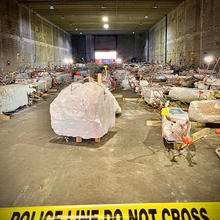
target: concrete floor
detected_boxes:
[0,93,220,207]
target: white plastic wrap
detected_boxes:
[142,87,163,106]
[121,78,131,89]
[139,80,149,88]
[50,82,121,139]
[169,87,214,102]
[0,84,34,113]
[203,76,220,90]
[188,100,220,123]
[53,73,72,84]
[31,77,52,92]
[162,108,191,143]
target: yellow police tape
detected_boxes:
[0,202,220,220]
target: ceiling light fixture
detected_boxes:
[49,5,55,10]
[133,32,135,34]
[144,15,148,19]
[80,32,82,35]
[101,5,107,9]
[104,24,109,29]
[153,3,158,8]
[102,16,108,22]
[75,28,78,31]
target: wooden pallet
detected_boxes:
[123,97,144,102]
[146,120,206,128]
[113,94,123,98]
[76,137,101,143]
[174,128,212,149]
[0,114,11,120]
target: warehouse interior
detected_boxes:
[0,0,220,209]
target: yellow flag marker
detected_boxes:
[161,108,169,116]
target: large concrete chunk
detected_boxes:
[50,82,121,139]
[0,84,33,113]
[169,87,214,102]
[188,100,220,123]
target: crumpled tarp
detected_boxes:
[0,84,34,113]
[50,82,121,139]
[188,100,220,123]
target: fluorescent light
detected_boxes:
[64,58,73,64]
[64,58,69,64]
[75,28,78,31]
[95,51,117,59]
[49,5,55,9]
[133,32,135,34]
[80,32,82,35]
[104,24,109,29]
[153,3,158,8]
[102,16,108,22]
[116,58,122,63]
[204,55,214,63]
[144,15,148,19]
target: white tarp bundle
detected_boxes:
[0,84,34,113]
[188,100,220,123]
[203,76,220,90]
[142,87,163,106]
[162,108,191,143]
[50,82,121,139]
[169,87,214,102]
[31,77,52,92]
[121,78,131,89]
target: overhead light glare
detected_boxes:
[144,15,148,19]
[64,58,73,64]
[49,5,55,9]
[75,28,78,31]
[80,32,82,35]
[104,24,109,29]
[101,5,107,9]
[153,3,158,8]
[116,58,122,63]
[204,55,215,63]
[102,16,108,22]
[133,32,135,34]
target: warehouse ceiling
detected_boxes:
[18,0,183,34]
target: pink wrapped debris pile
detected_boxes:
[50,82,121,139]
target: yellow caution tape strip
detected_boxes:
[0,202,219,220]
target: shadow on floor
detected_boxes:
[49,131,117,148]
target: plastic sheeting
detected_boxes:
[31,77,52,92]
[142,87,163,106]
[169,87,214,102]
[50,82,121,139]
[0,84,34,113]
[162,108,191,143]
[188,100,220,123]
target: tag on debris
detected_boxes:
[161,108,169,116]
